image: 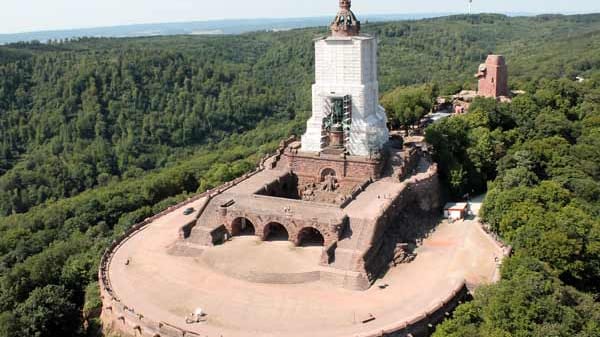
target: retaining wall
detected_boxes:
[357,280,469,337]
[101,269,466,337]
[358,163,442,280]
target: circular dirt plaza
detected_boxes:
[103,197,504,337]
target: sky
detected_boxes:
[2,0,600,34]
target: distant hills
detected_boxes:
[2,13,462,44]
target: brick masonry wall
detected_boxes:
[286,151,383,183]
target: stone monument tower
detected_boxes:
[476,55,509,98]
[301,0,389,157]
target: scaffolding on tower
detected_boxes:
[321,97,333,148]
[342,95,352,154]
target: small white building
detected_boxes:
[444,202,468,220]
[427,111,453,124]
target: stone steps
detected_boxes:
[337,217,369,249]
[331,217,377,272]
[329,248,358,270]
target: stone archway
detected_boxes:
[320,168,337,182]
[231,217,256,236]
[297,227,325,247]
[263,222,290,242]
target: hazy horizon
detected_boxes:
[0,14,449,44]
[3,12,455,35]
[3,11,600,45]
[2,0,600,35]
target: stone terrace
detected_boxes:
[101,197,505,337]
[175,142,442,289]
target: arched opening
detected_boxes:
[298,227,325,247]
[231,217,256,236]
[320,168,337,182]
[264,222,289,241]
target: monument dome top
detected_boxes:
[330,0,361,37]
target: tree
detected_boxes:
[14,285,81,337]
[381,84,435,131]
[468,97,515,131]
[433,255,600,337]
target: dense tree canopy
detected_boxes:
[428,63,600,337]
[0,34,314,215]
[434,256,600,337]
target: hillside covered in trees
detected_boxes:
[0,13,599,337]
[428,85,600,336]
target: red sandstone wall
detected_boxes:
[286,152,382,183]
[358,163,442,280]
[219,203,345,248]
[360,281,469,337]
[99,153,273,337]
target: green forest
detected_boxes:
[0,13,599,337]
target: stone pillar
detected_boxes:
[256,227,265,240]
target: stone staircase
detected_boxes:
[186,202,220,245]
[330,217,374,271]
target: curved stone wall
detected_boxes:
[357,280,469,337]
[101,259,467,337]
[99,192,211,337]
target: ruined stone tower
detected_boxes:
[476,55,509,98]
[301,0,389,157]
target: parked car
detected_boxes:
[183,207,195,215]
